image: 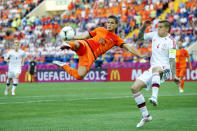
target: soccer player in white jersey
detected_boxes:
[4,40,26,95]
[131,20,180,128]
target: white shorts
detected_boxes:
[8,69,21,79]
[137,66,171,90]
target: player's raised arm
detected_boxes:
[137,20,151,40]
[122,44,145,58]
[3,52,10,63]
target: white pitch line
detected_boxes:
[0,92,197,105]
[0,92,197,100]
[0,99,56,105]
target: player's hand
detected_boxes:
[143,20,151,27]
[60,41,71,50]
[173,76,181,86]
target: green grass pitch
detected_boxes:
[0,81,197,131]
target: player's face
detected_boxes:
[14,42,19,51]
[178,41,183,49]
[107,18,117,32]
[158,23,169,37]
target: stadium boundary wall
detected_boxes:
[0,68,197,83]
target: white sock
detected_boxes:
[133,92,149,118]
[152,73,160,99]
[6,79,10,91]
[12,79,18,92]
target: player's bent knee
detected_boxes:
[78,72,87,80]
[131,85,139,94]
[14,76,19,79]
[78,66,88,80]
[152,67,162,73]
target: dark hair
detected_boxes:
[108,15,118,24]
[159,20,171,33]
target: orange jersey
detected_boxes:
[176,48,189,68]
[86,27,125,59]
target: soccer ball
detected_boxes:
[59,26,75,40]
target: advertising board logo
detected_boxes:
[25,72,33,82]
[110,70,120,80]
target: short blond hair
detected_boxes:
[14,40,19,43]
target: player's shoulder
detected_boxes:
[145,31,157,38]
[168,35,175,42]
[147,31,157,35]
[183,48,189,53]
[167,34,176,48]
[95,27,107,31]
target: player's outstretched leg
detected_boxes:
[4,78,11,95]
[131,80,152,128]
[52,61,87,80]
[55,40,90,80]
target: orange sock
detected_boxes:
[181,79,184,90]
[62,65,83,80]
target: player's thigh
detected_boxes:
[152,66,163,74]
[14,69,21,79]
[8,70,15,79]
[14,73,20,79]
[137,68,153,91]
[180,68,186,77]
[176,68,181,77]
[78,42,95,75]
[131,79,147,93]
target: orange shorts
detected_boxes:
[77,40,95,71]
[176,68,186,77]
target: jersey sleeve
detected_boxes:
[169,37,176,58]
[144,32,155,40]
[4,51,11,60]
[89,28,98,37]
[116,37,125,47]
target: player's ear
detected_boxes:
[115,23,118,28]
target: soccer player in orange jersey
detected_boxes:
[176,41,192,93]
[53,15,145,80]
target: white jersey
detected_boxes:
[4,49,26,71]
[144,31,176,68]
